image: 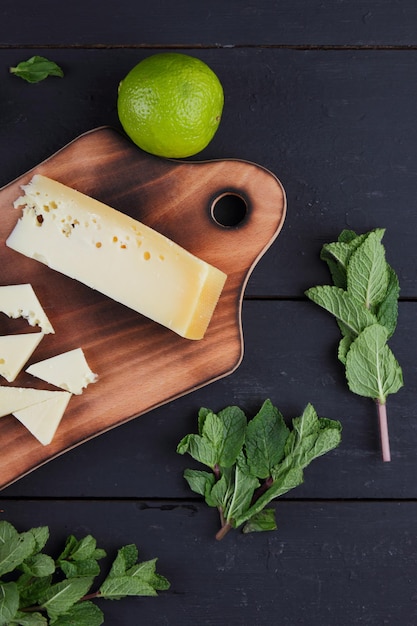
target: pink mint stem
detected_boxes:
[377,399,391,462]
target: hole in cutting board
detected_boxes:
[211,192,247,228]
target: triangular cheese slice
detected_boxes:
[26,348,98,395]
[13,391,72,445]
[0,385,64,418]
[0,283,54,334]
[0,333,44,382]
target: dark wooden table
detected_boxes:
[1,2,417,624]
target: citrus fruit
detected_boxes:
[117,53,224,158]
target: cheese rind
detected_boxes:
[6,175,227,340]
[26,347,98,395]
[0,385,66,417]
[13,391,72,445]
[0,283,54,334]
[0,333,44,382]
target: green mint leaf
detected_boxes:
[305,285,377,338]
[39,576,94,621]
[345,324,404,403]
[11,611,47,625]
[375,265,400,337]
[58,535,102,563]
[224,456,259,525]
[337,228,359,244]
[0,582,19,626]
[347,230,389,309]
[0,522,35,577]
[59,558,101,578]
[197,407,211,434]
[126,558,170,592]
[27,527,49,554]
[178,406,246,469]
[17,575,53,609]
[99,575,157,599]
[47,601,104,626]
[338,335,352,365]
[183,468,216,499]
[235,466,304,528]
[215,406,247,467]
[242,508,277,534]
[244,399,290,479]
[209,471,231,509]
[20,553,55,578]
[176,432,217,468]
[10,56,64,83]
[108,545,138,578]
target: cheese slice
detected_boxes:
[0,283,54,334]
[6,175,227,340]
[26,347,98,395]
[0,333,44,382]
[13,391,72,445]
[0,385,66,417]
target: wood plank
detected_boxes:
[3,300,413,499]
[2,0,417,46]
[1,499,416,625]
[1,48,416,298]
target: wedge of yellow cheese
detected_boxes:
[0,333,44,382]
[6,175,227,340]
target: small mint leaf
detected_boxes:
[10,56,64,83]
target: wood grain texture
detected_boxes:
[0,127,286,489]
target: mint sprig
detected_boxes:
[0,520,169,625]
[9,56,64,83]
[177,400,341,540]
[306,228,403,462]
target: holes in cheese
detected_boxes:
[26,347,98,395]
[6,175,227,340]
[0,333,44,382]
[0,283,54,334]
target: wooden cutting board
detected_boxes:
[0,126,286,489]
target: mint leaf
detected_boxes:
[17,574,52,610]
[375,265,400,337]
[49,601,103,626]
[0,581,19,625]
[11,611,47,625]
[346,324,403,403]
[245,399,289,479]
[347,230,388,309]
[10,56,64,83]
[39,577,94,621]
[20,553,55,578]
[242,509,277,534]
[27,528,49,554]
[183,468,216,499]
[99,576,157,599]
[305,285,377,338]
[0,523,35,577]
[177,406,246,469]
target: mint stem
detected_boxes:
[215,522,232,541]
[377,399,391,462]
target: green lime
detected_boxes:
[117,53,224,158]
